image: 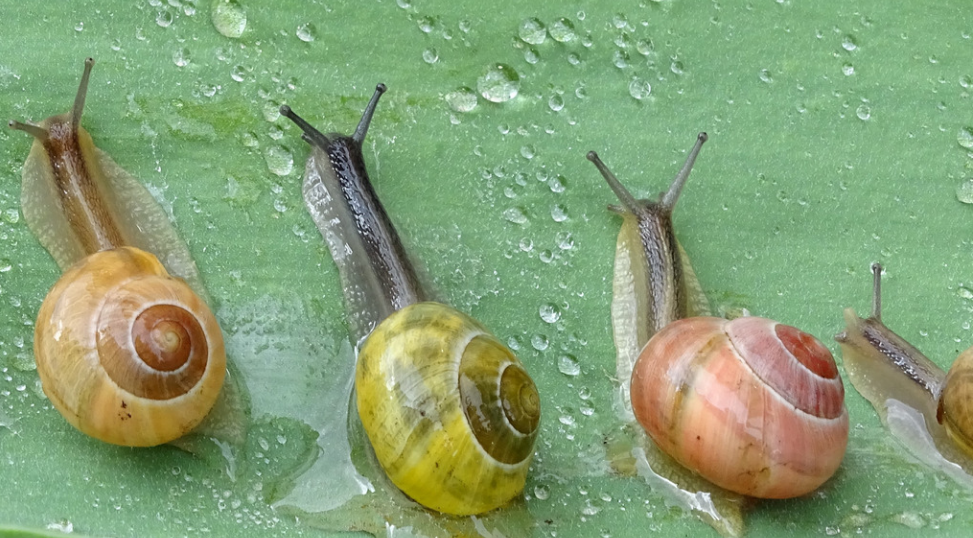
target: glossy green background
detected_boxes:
[0,0,971,536]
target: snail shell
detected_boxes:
[632,316,849,498]
[357,302,540,516]
[35,247,226,447]
[280,85,540,515]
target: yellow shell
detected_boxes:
[34,246,226,447]
[356,302,540,515]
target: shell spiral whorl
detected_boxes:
[631,316,848,499]
[34,246,226,447]
[356,302,540,515]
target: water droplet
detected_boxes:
[958,127,973,149]
[628,77,652,100]
[534,484,551,500]
[211,0,247,39]
[558,354,580,376]
[551,204,568,222]
[670,61,685,75]
[524,48,540,64]
[961,75,973,89]
[230,64,247,82]
[445,87,477,113]
[759,69,773,83]
[956,178,973,204]
[567,53,582,66]
[842,35,859,52]
[417,16,435,34]
[842,63,856,76]
[263,146,293,176]
[856,104,871,121]
[540,303,562,324]
[477,64,520,103]
[549,18,576,42]
[296,22,317,42]
[548,94,564,112]
[549,175,567,193]
[396,0,411,9]
[156,10,174,28]
[74,21,84,32]
[422,48,439,64]
[612,50,630,69]
[3,208,20,224]
[957,286,973,300]
[519,18,547,45]
[636,39,655,56]
[520,145,536,160]
[531,334,549,351]
[503,206,529,225]
[172,47,191,67]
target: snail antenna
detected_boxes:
[587,151,642,214]
[71,58,95,130]
[660,132,708,211]
[870,262,883,321]
[353,83,387,144]
[8,120,49,141]
[279,105,332,150]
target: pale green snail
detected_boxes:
[279,85,540,515]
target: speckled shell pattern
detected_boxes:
[356,302,538,516]
[34,247,226,447]
[631,316,849,499]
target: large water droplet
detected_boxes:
[477,64,520,103]
[519,18,547,45]
[856,104,871,121]
[956,178,973,204]
[445,87,478,112]
[264,146,293,176]
[422,48,439,64]
[549,18,576,42]
[211,0,247,39]
[957,127,973,149]
[296,22,317,42]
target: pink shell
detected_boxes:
[630,316,849,499]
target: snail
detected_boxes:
[837,263,973,481]
[279,84,540,516]
[588,135,848,502]
[9,58,226,447]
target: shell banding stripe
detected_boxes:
[725,317,844,419]
[96,277,210,401]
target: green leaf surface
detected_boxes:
[1,0,971,536]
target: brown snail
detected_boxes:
[9,58,226,447]
[280,84,539,515]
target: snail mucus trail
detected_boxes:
[8,58,228,447]
[838,263,973,481]
[280,85,540,516]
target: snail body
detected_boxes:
[838,263,973,479]
[280,85,539,515]
[9,58,227,446]
[632,316,848,498]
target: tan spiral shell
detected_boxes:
[34,246,226,447]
